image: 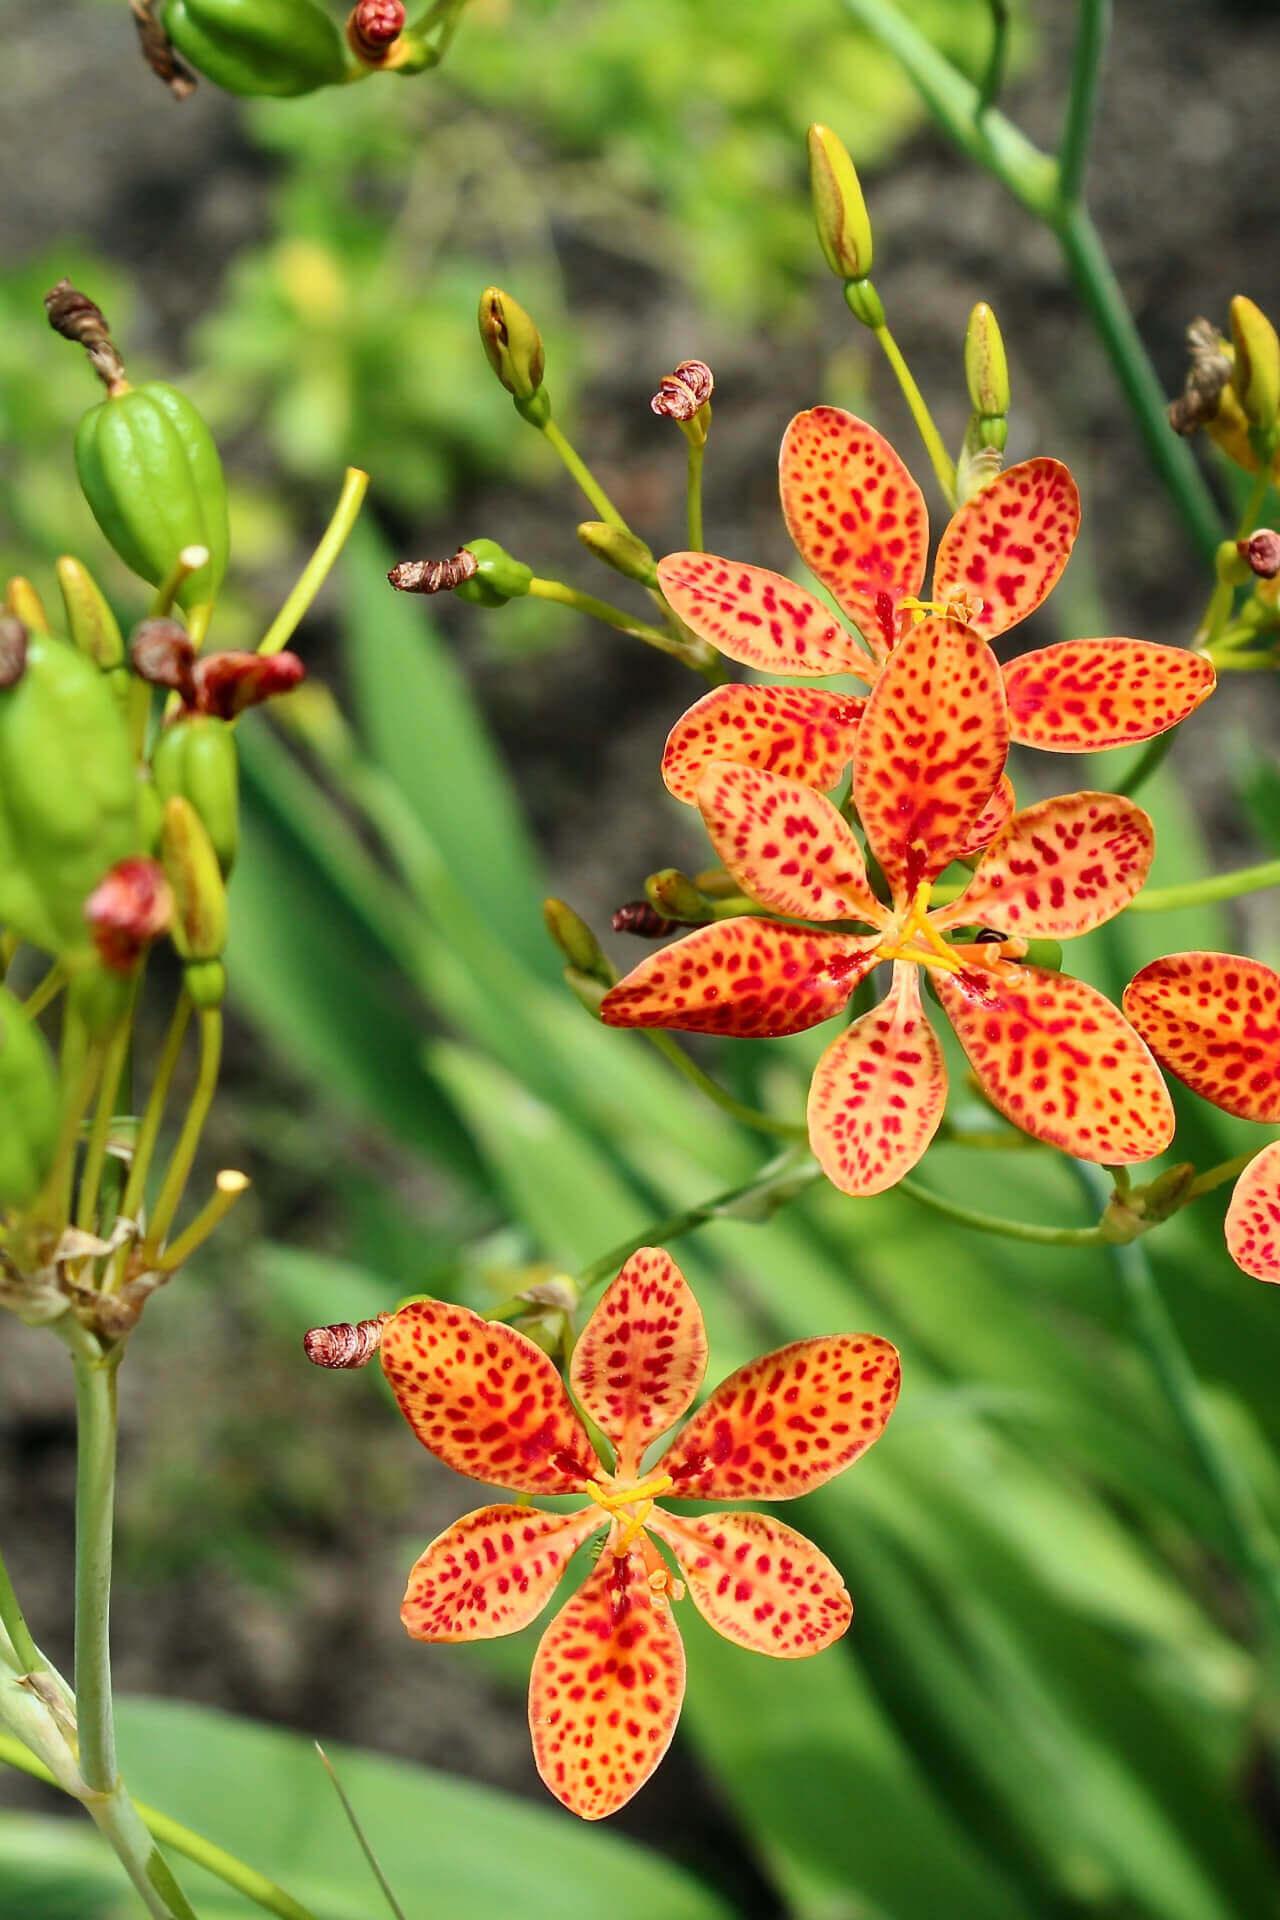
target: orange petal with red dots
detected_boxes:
[934,956,1174,1162]
[648,1509,851,1658]
[935,791,1155,941]
[659,1333,900,1500]
[1225,1142,1280,1282]
[600,917,879,1038]
[779,406,928,653]
[696,762,887,925]
[656,552,867,678]
[529,1547,686,1820]
[571,1250,708,1476]
[662,683,862,804]
[852,614,1009,904]
[931,459,1079,639]
[1122,952,1280,1122]
[807,965,946,1196]
[401,1504,602,1643]
[959,772,1014,858]
[1001,638,1216,751]
[381,1301,597,1495]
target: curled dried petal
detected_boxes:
[388,550,479,595]
[303,1315,392,1369]
[651,361,714,422]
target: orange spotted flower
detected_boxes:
[602,616,1175,1194]
[657,406,1215,806]
[1124,952,1280,1281]
[381,1248,899,1819]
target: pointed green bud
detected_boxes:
[808,124,873,280]
[462,538,532,601]
[56,557,124,670]
[842,278,885,331]
[645,868,709,923]
[576,522,658,588]
[1229,296,1280,432]
[543,898,614,985]
[964,302,1009,451]
[478,287,546,404]
[160,794,227,964]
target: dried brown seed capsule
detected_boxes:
[650,360,714,423]
[612,901,680,938]
[1240,530,1280,579]
[303,1314,392,1368]
[0,615,28,689]
[387,550,479,595]
[131,617,197,698]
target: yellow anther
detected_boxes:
[587,1472,674,1517]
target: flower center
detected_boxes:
[899,592,985,628]
[873,881,962,975]
[586,1472,674,1553]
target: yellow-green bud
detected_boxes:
[843,278,885,331]
[1229,296,1280,432]
[964,301,1010,444]
[478,287,546,406]
[807,124,873,280]
[160,794,227,964]
[576,522,658,588]
[645,868,709,923]
[4,578,51,636]
[56,557,124,670]
[543,898,614,985]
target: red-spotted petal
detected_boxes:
[1001,638,1217,751]
[529,1547,686,1820]
[1122,952,1280,1122]
[852,615,1009,904]
[648,1509,851,1658]
[807,965,946,1196]
[571,1250,708,1475]
[656,552,867,678]
[959,772,1014,858]
[659,1333,900,1500]
[381,1301,596,1494]
[662,684,862,805]
[934,791,1155,941]
[931,459,1079,639]
[600,918,879,1039]
[696,762,887,925]
[401,1504,601,1643]
[934,956,1175,1162]
[1225,1142,1280,1282]
[779,407,928,650]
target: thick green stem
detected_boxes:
[257,468,369,657]
[64,1322,118,1793]
[1125,858,1280,914]
[539,419,628,531]
[1057,0,1110,206]
[898,1175,1104,1245]
[872,324,957,505]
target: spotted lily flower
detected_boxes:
[657,406,1215,805]
[603,617,1174,1193]
[381,1248,899,1819]
[1124,953,1280,1280]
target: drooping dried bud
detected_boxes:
[1229,296,1280,433]
[577,522,658,587]
[807,123,874,281]
[1240,530,1280,579]
[477,287,546,409]
[131,617,196,700]
[387,549,478,595]
[612,901,679,938]
[192,650,306,720]
[650,360,714,425]
[44,280,129,396]
[0,615,27,689]
[348,0,405,57]
[85,857,173,972]
[129,0,199,97]
[304,1314,392,1368]
[544,898,614,983]
[1167,317,1232,436]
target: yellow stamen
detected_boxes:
[587,1470,675,1555]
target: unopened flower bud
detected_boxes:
[5,578,50,635]
[84,857,172,972]
[57,557,124,670]
[1229,296,1280,433]
[161,795,227,965]
[964,302,1009,451]
[650,361,714,437]
[645,868,710,923]
[543,898,614,983]
[478,287,547,409]
[304,1313,391,1368]
[463,538,533,600]
[131,617,196,699]
[192,649,305,720]
[0,615,27,689]
[577,522,658,587]
[347,0,404,60]
[388,549,478,596]
[808,124,874,281]
[1240,530,1280,579]
[612,901,679,938]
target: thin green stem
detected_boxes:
[641,1030,808,1140]
[316,1742,409,1920]
[257,468,369,657]
[1126,858,1280,914]
[0,1733,316,1920]
[156,1169,250,1273]
[0,1550,42,1675]
[935,1117,1044,1152]
[1117,728,1175,800]
[144,1008,222,1255]
[1188,1146,1263,1202]
[574,1151,823,1299]
[21,962,66,1021]
[38,1010,99,1229]
[110,994,191,1291]
[1072,1162,1280,1653]
[77,1014,132,1239]
[872,324,957,505]
[539,419,628,531]
[527,575,720,674]
[1057,0,1110,207]
[686,438,705,550]
[898,1175,1104,1245]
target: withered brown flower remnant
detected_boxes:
[388,549,479,595]
[303,1315,392,1368]
[0,615,28,689]
[85,858,173,973]
[129,0,199,98]
[611,901,680,939]
[1167,317,1232,436]
[1240,530,1280,579]
[650,360,714,424]
[44,280,130,396]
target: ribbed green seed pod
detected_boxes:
[152,715,240,874]
[0,987,60,1210]
[161,0,348,95]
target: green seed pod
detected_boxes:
[463,538,532,600]
[161,0,348,95]
[74,382,229,611]
[183,958,227,1010]
[152,714,240,874]
[0,987,61,1210]
[160,795,228,964]
[0,635,141,959]
[55,557,124,670]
